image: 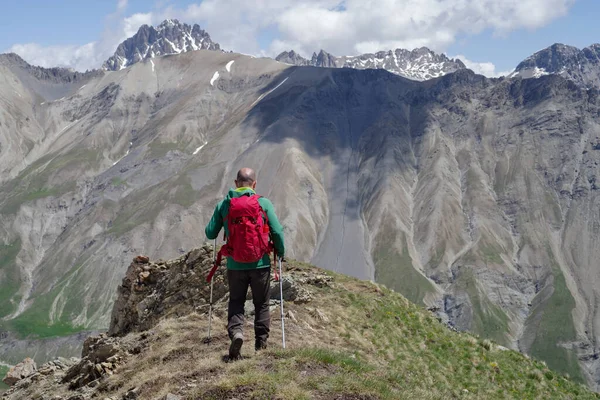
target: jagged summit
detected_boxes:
[275,47,466,81]
[2,246,595,399]
[510,42,600,88]
[102,19,221,71]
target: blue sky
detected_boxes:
[1,0,598,76]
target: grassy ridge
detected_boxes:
[98,261,596,399]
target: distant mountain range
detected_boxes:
[275,48,467,81]
[100,19,600,89]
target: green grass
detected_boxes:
[373,225,436,306]
[107,173,198,235]
[88,259,597,400]
[527,247,584,382]
[480,243,504,265]
[171,175,198,207]
[111,177,127,187]
[182,261,596,399]
[2,263,87,339]
[457,268,510,346]
[0,149,98,214]
[0,239,22,318]
[0,365,9,392]
[5,290,84,339]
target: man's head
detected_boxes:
[235,168,257,190]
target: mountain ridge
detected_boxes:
[275,47,467,81]
[2,246,596,399]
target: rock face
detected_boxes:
[2,357,37,386]
[510,43,600,88]
[102,19,221,71]
[108,244,311,337]
[275,47,466,80]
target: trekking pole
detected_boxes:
[206,238,217,343]
[278,256,286,349]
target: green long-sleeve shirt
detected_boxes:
[205,187,285,270]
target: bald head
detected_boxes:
[235,168,257,189]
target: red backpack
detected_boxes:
[206,194,274,283]
[224,194,272,262]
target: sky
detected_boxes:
[0,0,599,77]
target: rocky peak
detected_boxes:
[275,50,310,66]
[311,49,338,68]
[510,42,600,88]
[275,46,466,81]
[102,19,221,71]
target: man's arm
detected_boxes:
[205,201,224,240]
[261,198,285,258]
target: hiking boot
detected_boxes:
[229,332,244,359]
[255,339,267,351]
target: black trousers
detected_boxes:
[227,268,271,342]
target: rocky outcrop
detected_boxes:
[1,247,334,399]
[2,358,36,386]
[108,244,318,337]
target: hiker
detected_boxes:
[205,167,285,359]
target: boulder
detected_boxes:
[2,357,37,386]
[270,277,298,301]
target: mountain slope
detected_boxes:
[275,47,466,81]
[2,49,600,389]
[2,247,596,399]
[510,43,600,88]
[103,19,221,71]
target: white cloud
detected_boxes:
[123,13,153,38]
[5,0,575,71]
[454,55,514,78]
[8,42,99,71]
[117,0,128,12]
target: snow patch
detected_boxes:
[112,142,133,166]
[226,60,235,72]
[251,77,289,107]
[532,66,549,78]
[150,59,155,72]
[59,120,78,134]
[193,141,208,155]
[210,71,220,86]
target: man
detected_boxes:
[205,168,285,359]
